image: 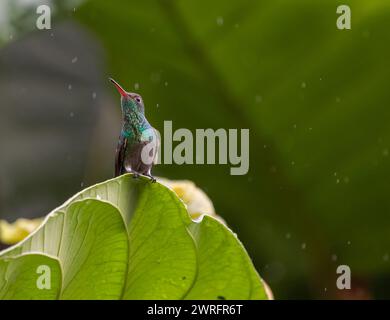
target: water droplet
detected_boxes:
[336,97,341,103]
[216,16,224,26]
[255,95,263,103]
[150,72,161,83]
[71,56,78,63]
[285,233,291,239]
[68,84,72,90]
[331,254,338,261]
[301,243,306,250]
[69,112,74,118]
[383,253,389,261]
[301,82,306,89]
[134,83,139,90]
[156,103,159,108]
[92,92,97,99]
[383,148,389,157]
[164,81,168,87]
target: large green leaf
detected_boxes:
[0,174,268,299]
[1,199,129,299]
[186,216,267,300]
[72,175,198,299]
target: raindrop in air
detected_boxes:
[255,95,263,103]
[216,16,224,26]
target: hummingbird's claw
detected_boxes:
[132,172,140,179]
[144,173,156,183]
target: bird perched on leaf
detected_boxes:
[110,78,158,182]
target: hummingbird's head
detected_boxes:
[109,78,145,114]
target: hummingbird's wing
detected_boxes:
[115,135,127,177]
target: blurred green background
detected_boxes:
[1,0,390,299]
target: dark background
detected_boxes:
[0,0,389,299]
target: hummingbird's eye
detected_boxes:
[135,97,141,103]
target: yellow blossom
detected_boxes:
[157,177,225,223]
[0,218,42,245]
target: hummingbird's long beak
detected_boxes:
[109,78,127,97]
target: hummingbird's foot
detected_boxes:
[145,173,156,183]
[131,172,140,179]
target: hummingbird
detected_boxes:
[110,78,158,182]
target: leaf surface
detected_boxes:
[0,175,267,300]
